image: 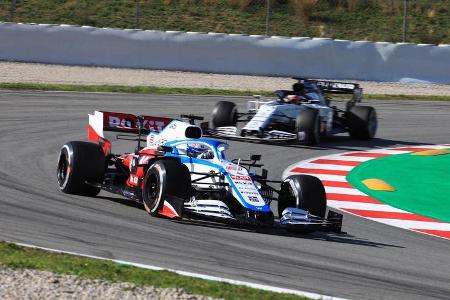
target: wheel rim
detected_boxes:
[145,173,160,209]
[57,152,69,187]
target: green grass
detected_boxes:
[0,0,449,44]
[0,83,273,96]
[1,82,450,101]
[346,149,450,223]
[0,241,308,300]
[0,82,271,96]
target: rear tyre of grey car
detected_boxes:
[278,175,326,219]
[212,101,238,128]
[57,141,105,196]
[295,109,320,145]
[142,160,191,217]
[347,106,377,139]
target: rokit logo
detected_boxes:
[226,165,244,173]
[109,116,133,128]
[108,116,166,132]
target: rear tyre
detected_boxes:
[57,141,105,196]
[295,109,320,145]
[278,175,326,218]
[212,101,238,128]
[142,160,191,216]
[347,106,377,139]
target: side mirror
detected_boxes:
[250,154,261,161]
[158,145,173,153]
[261,168,268,179]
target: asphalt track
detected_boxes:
[0,91,449,299]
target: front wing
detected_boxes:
[182,199,343,233]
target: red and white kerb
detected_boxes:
[283,144,450,240]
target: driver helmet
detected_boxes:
[292,82,304,94]
[199,150,214,160]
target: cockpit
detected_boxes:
[166,140,229,161]
[275,80,325,105]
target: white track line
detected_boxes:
[370,219,449,230]
[311,154,374,162]
[304,174,348,182]
[327,201,407,212]
[297,163,354,171]
[324,186,367,195]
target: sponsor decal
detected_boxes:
[226,164,247,175]
[316,81,355,90]
[247,196,260,203]
[128,174,139,186]
[108,116,133,128]
[138,155,152,165]
[104,112,171,132]
[230,175,252,181]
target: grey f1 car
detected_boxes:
[204,78,377,145]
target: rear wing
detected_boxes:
[88,111,173,154]
[293,77,363,102]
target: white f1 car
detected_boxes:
[205,78,377,145]
[57,111,342,232]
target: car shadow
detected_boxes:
[173,218,404,249]
[96,191,404,249]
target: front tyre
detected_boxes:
[57,141,105,196]
[347,106,377,139]
[142,160,191,216]
[212,101,238,128]
[278,175,326,218]
[295,109,320,145]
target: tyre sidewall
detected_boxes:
[295,109,320,145]
[348,106,377,139]
[57,145,72,191]
[278,175,326,218]
[212,101,238,128]
[57,141,104,196]
[142,159,191,216]
[143,161,166,215]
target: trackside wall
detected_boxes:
[1,22,449,84]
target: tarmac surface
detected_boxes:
[0,91,449,299]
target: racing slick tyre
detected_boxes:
[57,141,105,196]
[142,160,191,217]
[278,175,326,218]
[347,106,377,139]
[295,109,320,145]
[212,101,238,128]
